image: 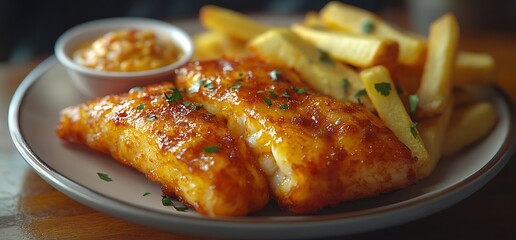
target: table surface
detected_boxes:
[1,10,516,240]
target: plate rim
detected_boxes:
[8,56,516,239]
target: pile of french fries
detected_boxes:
[194,2,498,180]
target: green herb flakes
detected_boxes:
[410,122,418,139]
[97,172,112,182]
[362,19,374,34]
[374,82,391,96]
[281,89,291,98]
[189,79,206,94]
[264,97,273,107]
[191,103,203,110]
[129,86,142,93]
[256,90,265,94]
[164,88,183,104]
[279,104,289,110]
[294,87,307,94]
[269,69,281,81]
[355,89,367,104]
[161,195,173,206]
[204,82,214,89]
[318,50,335,65]
[409,95,419,115]
[143,192,150,196]
[136,103,145,110]
[204,145,221,153]
[342,79,350,93]
[161,195,188,211]
[355,89,367,98]
[174,206,188,211]
[268,91,278,98]
[146,114,157,121]
[231,84,243,89]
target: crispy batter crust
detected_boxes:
[174,58,417,214]
[56,82,269,217]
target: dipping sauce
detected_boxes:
[73,29,183,72]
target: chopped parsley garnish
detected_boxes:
[408,95,419,115]
[143,192,150,196]
[342,78,350,93]
[269,69,281,81]
[355,89,367,104]
[136,103,145,110]
[161,195,189,211]
[189,79,206,94]
[146,114,156,121]
[97,172,112,182]
[279,104,289,110]
[268,91,278,98]
[256,90,265,94]
[204,145,221,153]
[235,77,244,82]
[264,97,273,107]
[182,101,192,107]
[204,82,214,89]
[174,206,188,212]
[410,122,418,139]
[161,195,173,206]
[281,89,291,98]
[355,89,367,97]
[191,103,203,110]
[231,84,242,89]
[129,86,142,93]
[164,88,183,104]
[374,82,391,96]
[318,50,335,65]
[294,87,307,94]
[362,19,375,34]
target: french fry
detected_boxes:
[319,1,426,66]
[199,5,269,42]
[442,102,498,157]
[193,31,247,60]
[248,28,371,107]
[454,51,496,86]
[194,4,499,182]
[416,13,459,119]
[291,24,399,67]
[360,66,429,179]
[417,102,453,178]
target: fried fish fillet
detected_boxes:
[174,58,418,214]
[56,82,269,217]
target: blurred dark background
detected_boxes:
[0,0,515,64]
[0,0,385,64]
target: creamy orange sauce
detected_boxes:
[73,29,183,72]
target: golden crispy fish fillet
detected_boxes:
[174,58,418,214]
[56,82,269,217]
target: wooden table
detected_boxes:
[1,13,515,240]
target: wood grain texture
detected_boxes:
[17,172,215,240]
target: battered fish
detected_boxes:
[174,58,418,214]
[56,82,269,217]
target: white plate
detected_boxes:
[8,32,516,240]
